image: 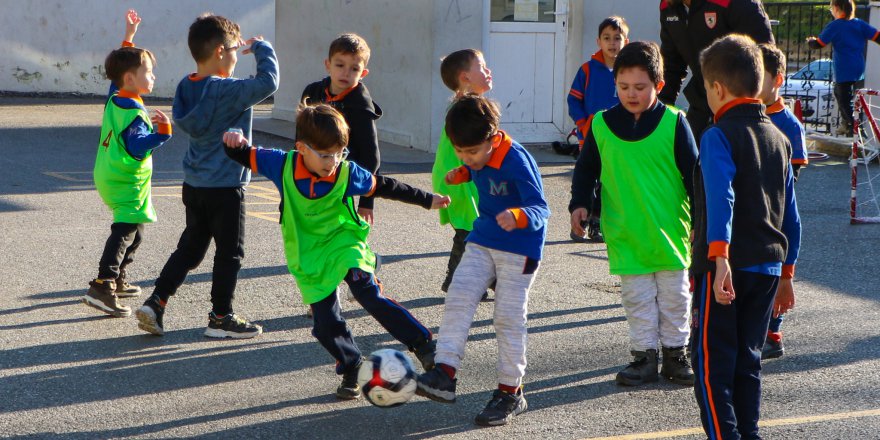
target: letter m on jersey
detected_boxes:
[488,178,509,196]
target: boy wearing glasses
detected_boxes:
[135,14,278,338]
[223,103,448,400]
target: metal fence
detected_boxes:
[764,1,871,135]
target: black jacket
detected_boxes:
[301,77,383,210]
[658,0,774,117]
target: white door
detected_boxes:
[485,0,568,143]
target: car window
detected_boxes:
[790,61,832,81]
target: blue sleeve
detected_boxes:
[567,66,588,141]
[253,148,288,192]
[818,21,835,45]
[223,41,280,109]
[782,164,801,265]
[344,162,376,197]
[789,118,807,163]
[512,156,551,231]
[121,117,172,160]
[700,128,736,245]
[861,19,879,40]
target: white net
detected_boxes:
[850,89,880,224]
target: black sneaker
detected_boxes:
[570,230,588,243]
[416,366,457,403]
[762,336,784,360]
[83,279,131,317]
[135,295,165,336]
[474,388,528,426]
[336,359,363,400]
[412,339,436,371]
[204,312,263,339]
[587,219,604,242]
[114,270,142,298]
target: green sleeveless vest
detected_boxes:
[432,126,479,230]
[592,107,691,275]
[93,95,156,224]
[280,153,376,304]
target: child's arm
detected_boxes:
[673,112,699,219]
[700,128,738,305]
[445,166,472,185]
[807,22,835,50]
[502,157,550,233]
[658,25,688,106]
[347,109,381,216]
[775,164,802,316]
[222,129,286,191]
[122,110,172,160]
[569,127,601,236]
[108,10,141,98]
[567,66,589,140]
[347,163,449,209]
[226,38,279,108]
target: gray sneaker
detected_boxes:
[82,279,131,317]
[416,367,457,403]
[204,312,262,339]
[474,388,528,426]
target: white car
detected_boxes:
[780,59,839,131]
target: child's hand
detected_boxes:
[570,207,588,237]
[242,36,264,55]
[496,210,517,232]
[150,109,169,126]
[124,9,141,43]
[223,129,249,149]
[713,257,736,305]
[431,195,451,209]
[805,36,817,44]
[773,278,795,317]
[358,207,374,225]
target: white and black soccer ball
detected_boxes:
[357,349,417,408]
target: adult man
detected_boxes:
[659,0,774,139]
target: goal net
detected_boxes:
[850,89,880,224]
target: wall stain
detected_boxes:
[53,61,70,70]
[13,68,43,83]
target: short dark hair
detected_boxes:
[759,43,786,78]
[104,47,156,87]
[188,14,241,63]
[440,49,482,92]
[296,101,350,151]
[700,34,763,98]
[328,33,371,65]
[445,94,501,148]
[613,41,663,85]
[832,0,855,19]
[598,16,629,38]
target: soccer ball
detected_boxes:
[357,349,417,408]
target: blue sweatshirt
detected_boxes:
[567,51,618,142]
[447,132,550,260]
[172,40,279,188]
[816,18,880,83]
[106,83,171,160]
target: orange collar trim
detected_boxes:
[115,89,143,104]
[485,130,513,169]
[293,152,337,183]
[766,97,785,115]
[591,50,606,65]
[188,73,209,81]
[325,83,358,103]
[713,98,762,123]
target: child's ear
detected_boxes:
[359,68,369,79]
[624,37,630,45]
[324,59,331,72]
[774,73,785,89]
[458,71,469,87]
[712,81,725,100]
[655,79,666,94]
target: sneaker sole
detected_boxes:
[415,384,456,403]
[82,296,131,317]
[474,399,528,426]
[135,308,164,336]
[615,373,659,386]
[204,325,263,339]
[335,390,362,400]
[115,290,142,299]
[761,349,784,360]
[662,374,695,386]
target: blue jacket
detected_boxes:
[172,40,279,188]
[567,51,618,142]
[816,18,880,83]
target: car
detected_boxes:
[780,59,839,132]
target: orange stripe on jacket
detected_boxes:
[702,272,724,438]
[249,148,258,174]
[509,208,529,228]
[447,166,471,184]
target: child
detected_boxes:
[692,34,800,440]
[222,103,447,399]
[567,16,629,243]
[432,49,491,297]
[569,41,698,387]
[301,33,382,224]
[135,13,278,338]
[84,10,172,317]
[808,0,880,136]
[759,43,809,360]
[417,95,550,427]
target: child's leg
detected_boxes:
[656,269,691,349]
[834,80,857,133]
[491,251,539,389]
[310,290,363,372]
[152,184,213,302]
[619,274,661,351]
[345,268,433,349]
[117,223,145,274]
[435,243,496,371]
[204,187,246,316]
[97,222,142,280]
[442,228,470,292]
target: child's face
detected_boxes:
[453,133,500,170]
[597,27,627,64]
[298,141,349,177]
[124,58,155,95]
[615,67,662,116]
[325,52,369,95]
[459,55,492,95]
[758,71,784,105]
[217,40,241,78]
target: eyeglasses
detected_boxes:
[223,40,242,52]
[301,142,349,162]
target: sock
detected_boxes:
[438,363,456,379]
[157,298,167,308]
[498,383,519,395]
[767,331,783,343]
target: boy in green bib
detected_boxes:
[569,41,698,386]
[84,10,171,317]
[223,103,449,400]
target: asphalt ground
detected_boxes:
[1,97,878,439]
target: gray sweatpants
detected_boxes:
[619,269,691,351]
[435,243,538,388]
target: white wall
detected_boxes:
[581,0,662,54]
[2,0,274,98]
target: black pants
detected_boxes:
[153,184,245,316]
[834,80,864,132]
[442,228,471,292]
[591,182,602,218]
[310,268,432,373]
[97,222,145,280]
[692,270,779,440]
[686,104,713,145]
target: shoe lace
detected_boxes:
[485,390,516,412]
